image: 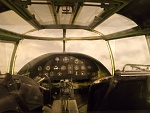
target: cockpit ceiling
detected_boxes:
[3,1,102,28]
[1,0,150,28]
[0,0,133,30]
[1,0,150,42]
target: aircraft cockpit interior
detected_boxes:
[1,0,150,113]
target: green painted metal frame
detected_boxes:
[71,3,82,25]
[88,0,132,29]
[104,26,150,40]
[50,1,59,24]
[0,28,23,42]
[9,42,19,74]
[1,26,150,42]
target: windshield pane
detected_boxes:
[66,40,112,73]
[0,42,14,74]
[109,36,150,71]
[14,40,63,72]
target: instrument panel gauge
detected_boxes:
[75,71,79,75]
[61,65,66,71]
[50,71,54,76]
[74,65,79,70]
[55,57,60,62]
[46,66,50,71]
[57,72,62,76]
[74,59,79,64]
[63,57,69,63]
[81,65,86,70]
[54,66,59,70]
[38,66,42,71]
[81,71,85,76]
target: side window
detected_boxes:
[109,36,150,71]
[0,42,14,74]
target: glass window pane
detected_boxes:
[66,40,112,73]
[0,42,14,74]
[76,5,103,26]
[27,5,55,25]
[95,14,137,35]
[15,39,63,72]
[0,11,34,33]
[109,36,150,71]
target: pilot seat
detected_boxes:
[87,70,150,112]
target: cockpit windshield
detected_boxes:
[0,11,149,75]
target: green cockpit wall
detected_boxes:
[0,0,150,75]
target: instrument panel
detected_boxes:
[18,53,111,81]
[38,55,98,80]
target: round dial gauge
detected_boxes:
[50,71,54,76]
[63,57,69,63]
[54,66,59,70]
[38,66,42,71]
[55,57,60,62]
[74,65,79,70]
[61,65,66,71]
[81,65,86,70]
[74,59,79,64]
[46,66,50,71]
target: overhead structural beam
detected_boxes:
[24,35,103,41]
[1,0,43,30]
[24,34,105,41]
[3,26,150,42]
[66,36,103,40]
[49,1,59,24]
[2,26,149,42]
[0,28,103,42]
[25,35,63,41]
[88,1,131,29]
[104,26,150,40]
[0,28,23,42]
[71,3,82,25]
[43,24,89,29]
[0,28,63,41]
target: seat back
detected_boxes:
[87,75,150,112]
